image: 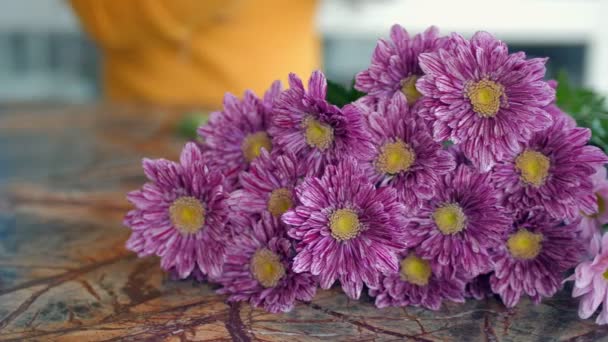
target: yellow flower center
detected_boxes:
[433,203,466,235]
[169,196,205,234]
[329,209,361,241]
[241,131,272,162]
[400,254,432,286]
[375,140,416,175]
[515,150,551,187]
[303,116,334,151]
[465,78,505,117]
[267,188,293,217]
[251,248,286,288]
[603,269,608,281]
[507,229,543,260]
[401,75,422,105]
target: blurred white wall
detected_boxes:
[0,0,78,32]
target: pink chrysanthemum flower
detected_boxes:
[124,143,229,279]
[369,250,466,310]
[217,213,317,313]
[404,165,511,278]
[417,31,555,171]
[362,92,455,209]
[568,232,608,324]
[355,25,444,107]
[271,71,374,175]
[490,210,582,307]
[492,116,608,220]
[579,166,608,254]
[198,81,281,187]
[283,158,407,299]
[228,150,302,220]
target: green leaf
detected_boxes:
[326,79,366,107]
[556,71,608,152]
[348,79,366,103]
[177,112,208,140]
[326,80,351,107]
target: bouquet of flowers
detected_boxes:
[123,25,608,323]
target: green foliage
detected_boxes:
[326,80,366,107]
[556,71,608,152]
[177,111,208,140]
[556,72,608,231]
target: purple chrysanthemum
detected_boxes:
[369,250,466,310]
[217,213,317,313]
[271,71,374,175]
[490,210,582,307]
[404,165,511,278]
[355,25,444,107]
[228,150,302,220]
[124,143,229,279]
[417,31,555,171]
[198,81,281,187]
[492,116,608,219]
[283,158,407,299]
[362,92,455,208]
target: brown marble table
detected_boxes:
[1,105,607,341]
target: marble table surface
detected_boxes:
[1,104,607,341]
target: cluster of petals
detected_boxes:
[122,24,608,319]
